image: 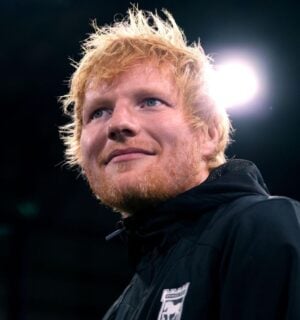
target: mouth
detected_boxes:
[105,148,155,164]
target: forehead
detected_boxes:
[84,63,179,102]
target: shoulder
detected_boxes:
[233,196,300,239]
[221,196,300,265]
[209,196,300,283]
[242,195,300,216]
[194,195,300,254]
[217,197,300,318]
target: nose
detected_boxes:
[107,103,140,141]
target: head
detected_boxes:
[60,7,232,215]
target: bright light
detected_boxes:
[210,59,259,109]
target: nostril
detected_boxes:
[108,131,117,140]
[108,128,135,141]
[122,128,135,136]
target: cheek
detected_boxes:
[158,121,194,148]
[80,128,105,164]
[150,116,186,145]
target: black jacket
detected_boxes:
[103,159,300,320]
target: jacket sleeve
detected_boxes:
[219,197,300,320]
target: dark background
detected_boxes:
[1,0,299,319]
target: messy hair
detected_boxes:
[60,7,232,169]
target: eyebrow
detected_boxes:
[83,86,177,109]
[130,87,174,100]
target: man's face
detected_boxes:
[80,63,213,214]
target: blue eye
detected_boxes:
[92,109,104,119]
[142,98,162,108]
[91,108,111,120]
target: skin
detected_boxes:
[80,63,218,215]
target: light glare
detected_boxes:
[211,60,259,109]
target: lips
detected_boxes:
[105,148,155,164]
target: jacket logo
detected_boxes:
[157,282,190,320]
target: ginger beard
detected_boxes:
[83,134,206,215]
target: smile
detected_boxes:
[106,148,155,164]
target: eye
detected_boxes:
[90,108,111,120]
[141,98,163,108]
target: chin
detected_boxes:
[96,182,163,215]
[87,156,201,214]
[94,170,171,214]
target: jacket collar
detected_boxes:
[110,159,270,266]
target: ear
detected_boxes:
[200,125,220,159]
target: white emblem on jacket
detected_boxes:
[157,282,190,320]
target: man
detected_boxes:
[60,7,300,320]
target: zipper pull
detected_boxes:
[105,221,126,241]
